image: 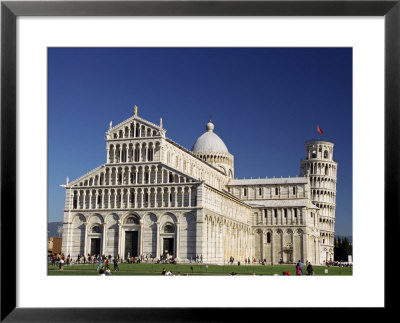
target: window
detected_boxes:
[274,209,277,218]
[264,209,268,219]
[259,187,262,195]
[73,198,77,209]
[293,186,296,195]
[324,150,329,159]
[275,187,279,195]
[164,224,175,233]
[294,209,298,217]
[284,209,287,218]
[312,150,317,158]
[126,216,139,224]
[243,188,247,196]
[267,232,271,243]
[92,226,101,233]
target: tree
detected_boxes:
[334,236,352,261]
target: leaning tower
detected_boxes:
[300,141,337,263]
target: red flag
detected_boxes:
[317,125,323,135]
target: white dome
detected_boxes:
[192,121,229,154]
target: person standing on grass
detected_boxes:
[59,258,64,271]
[162,268,167,275]
[296,261,301,275]
[307,262,314,276]
[298,260,304,275]
[97,257,103,271]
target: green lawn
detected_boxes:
[48,262,352,276]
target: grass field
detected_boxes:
[48,262,352,276]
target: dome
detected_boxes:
[192,121,229,154]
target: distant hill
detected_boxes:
[48,222,63,238]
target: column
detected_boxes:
[155,168,158,184]
[78,191,81,210]
[161,189,164,207]
[134,188,138,208]
[95,191,98,209]
[101,191,105,209]
[83,191,87,210]
[271,231,275,264]
[117,221,122,258]
[114,191,117,209]
[139,221,144,256]
[128,188,131,209]
[181,188,185,207]
[303,232,308,263]
[113,147,117,163]
[125,147,128,163]
[102,222,107,255]
[107,192,111,209]
[141,168,145,184]
[106,148,110,164]
[155,189,158,208]
[140,189,144,208]
[139,146,142,162]
[147,189,150,208]
[145,145,148,162]
[167,188,171,207]
[174,187,178,207]
[175,222,180,259]
[156,222,161,259]
[188,187,191,207]
[261,231,264,262]
[128,168,131,184]
[83,222,88,256]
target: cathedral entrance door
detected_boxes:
[90,238,101,255]
[163,238,174,256]
[125,231,139,259]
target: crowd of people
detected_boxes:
[325,260,353,267]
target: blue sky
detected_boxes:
[48,48,352,236]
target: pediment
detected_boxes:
[106,115,165,140]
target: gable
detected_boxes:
[106,115,165,140]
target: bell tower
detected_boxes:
[300,140,337,263]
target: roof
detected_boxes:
[228,177,308,186]
[245,199,319,209]
[191,121,229,154]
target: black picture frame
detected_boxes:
[1,0,398,321]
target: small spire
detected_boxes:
[134,105,138,117]
[160,117,163,129]
[109,121,112,130]
[66,176,69,185]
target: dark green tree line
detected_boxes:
[334,236,352,261]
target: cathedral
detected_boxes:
[61,107,337,265]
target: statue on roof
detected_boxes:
[134,105,138,117]
[109,121,112,130]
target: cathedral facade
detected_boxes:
[61,108,337,265]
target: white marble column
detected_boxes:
[83,222,88,256]
[102,222,107,255]
[117,221,122,258]
[176,222,180,259]
[156,221,161,259]
[139,221,144,256]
